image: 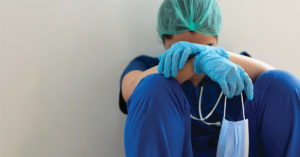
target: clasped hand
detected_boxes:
[157,41,253,100]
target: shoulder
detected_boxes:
[131,55,159,65]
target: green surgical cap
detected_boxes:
[157,0,222,39]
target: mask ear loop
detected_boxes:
[223,94,246,120]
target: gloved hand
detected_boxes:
[193,51,253,100]
[157,41,228,78]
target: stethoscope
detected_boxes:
[190,86,223,126]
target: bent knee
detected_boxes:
[254,70,300,98]
[256,70,299,90]
[128,73,189,115]
[138,73,182,96]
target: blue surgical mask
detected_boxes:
[217,94,249,157]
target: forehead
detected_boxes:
[172,32,217,45]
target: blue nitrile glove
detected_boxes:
[157,41,228,78]
[193,51,253,100]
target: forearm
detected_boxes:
[122,51,272,102]
[228,52,275,82]
[122,58,196,102]
[134,58,195,87]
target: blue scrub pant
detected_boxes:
[124,70,300,157]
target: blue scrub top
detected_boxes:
[119,52,251,154]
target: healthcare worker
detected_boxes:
[119,0,300,156]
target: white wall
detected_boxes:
[218,0,300,75]
[0,0,299,157]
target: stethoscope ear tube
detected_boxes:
[190,86,245,126]
[190,86,223,126]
